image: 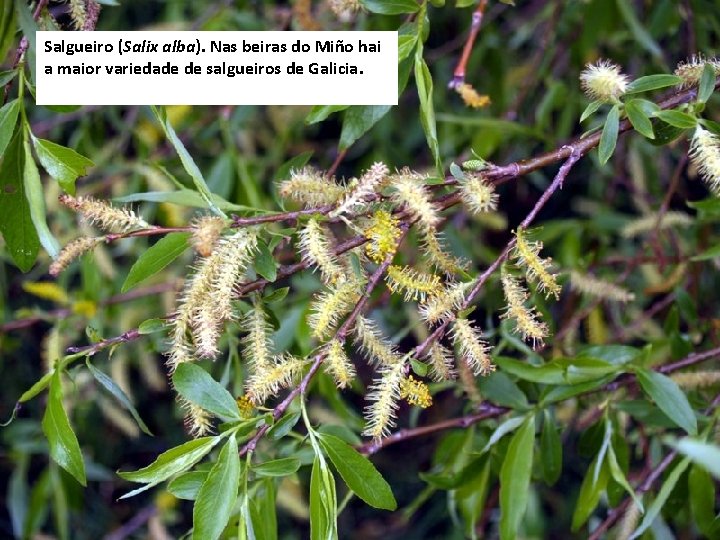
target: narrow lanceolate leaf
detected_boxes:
[499,415,535,540]
[86,360,152,436]
[310,457,338,540]
[252,457,301,478]
[414,54,442,173]
[121,232,190,292]
[172,363,241,422]
[630,457,691,539]
[606,441,643,512]
[360,0,420,14]
[339,105,392,151]
[117,436,221,498]
[31,136,94,195]
[598,105,620,164]
[0,97,20,158]
[167,471,208,500]
[0,131,39,271]
[42,371,86,486]
[250,479,278,540]
[193,435,241,540]
[698,62,717,104]
[635,367,697,435]
[689,464,716,535]
[318,433,397,510]
[540,411,562,486]
[654,110,697,129]
[625,99,654,139]
[625,74,683,94]
[571,453,610,531]
[22,134,60,257]
[150,106,225,217]
[672,438,720,479]
[579,99,603,123]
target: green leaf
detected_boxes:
[0,69,16,88]
[172,363,241,422]
[672,438,720,479]
[268,411,300,440]
[625,74,683,94]
[0,131,39,271]
[151,106,225,217]
[275,151,314,184]
[480,415,526,454]
[437,113,544,138]
[31,137,94,195]
[118,436,221,498]
[414,55,441,172]
[42,371,86,486]
[579,99,604,123]
[625,99,654,139]
[697,63,716,104]
[22,134,60,258]
[115,189,259,212]
[691,244,720,261]
[630,457,691,539]
[250,479,278,540]
[635,367,697,435]
[398,34,417,61]
[606,440,643,512]
[86,360,152,436]
[167,471,208,500]
[494,356,564,384]
[499,415,535,540]
[305,106,348,125]
[478,371,529,409]
[360,0,420,14]
[318,433,397,510]
[254,241,278,282]
[309,457,338,540]
[138,318,166,334]
[0,98,20,158]
[689,464,716,535]
[571,452,610,531]
[339,105,392,151]
[654,110,697,129]
[193,435,240,540]
[540,411,562,485]
[598,105,620,164]
[649,119,686,146]
[121,232,190,292]
[252,457,301,477]
[264,286,290,303]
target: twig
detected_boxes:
[103,505,156,540]
[449,0,489,89]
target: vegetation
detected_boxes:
[1,1,720,538]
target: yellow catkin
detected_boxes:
[363,360,406,440]
[385,265,442,302]
[513,228,561,299]
[324,339,356,389]
[569,270,635,303]
[425,342,456,381]
[419,281,472,324]
[246,354,305,404]
[330,162,389,218]
[399,376,433,408]
[241,299,274,372]
[354,316,403,366]
[455,83,491,108]
[236,395,255,418]
[501,272,549,347]
[422,229,467,275]
[690,126,720,195]
[183,402,214,438]
[460,175,498,215]
[68,0,86,29]
[308,279,362,340]
[59,193,149,233]
[616,501,641,540]
[299,218,345,284]
[674,55,720,87]
[364,209,402,264]
[278,167,346,207]
[329,0,362,21]
[292,0,321,30]
[49,236,103,276]
[390,170,440,230]
[451,318,495,376]
[586,306,607,345]
[191,216,226,257]
[621,211,694,238]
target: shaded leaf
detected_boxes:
[499,415,535,540]
[172,363,241,422]
[571,453,609,531]
[42,371,86,486]
[672,438,720,479]
[32,137,94,195]
[654,110,697,129]
[167,471,208,500]
[252,457,301,477]
[635,367,697,435]
[540,411,562,485]
[0,98,20,158]
[625,99,654,139]
[339,105,392,151]
[23,134,60,257]
[598,105,619,164]
[360,0,420,14]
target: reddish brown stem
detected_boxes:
[449,0,489,88]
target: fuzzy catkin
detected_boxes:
[59,194,149,233]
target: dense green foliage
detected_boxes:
[1,1,720,539]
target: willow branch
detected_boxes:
[449,0,489,88]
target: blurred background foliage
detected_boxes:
[1,0,720,539]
